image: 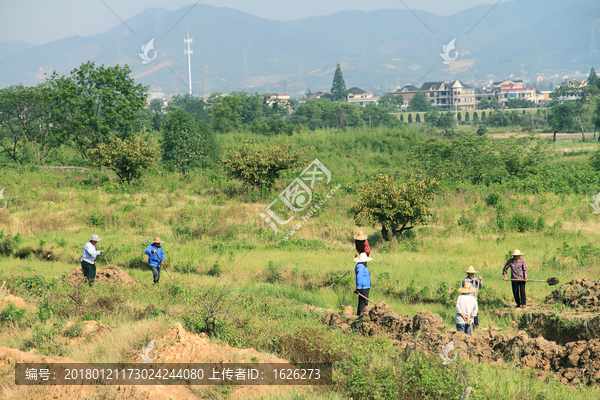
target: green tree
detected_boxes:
[221,139,306,188]
[472,111,479,122]
[210,94,242,133]
[0,83,63,165]
[464,112,470,122]
[588,67,599,87]
[457,112,462,122]
[551,82,600,141]
[351,174,441,241]
[46,62,148,159]
[408,114,413,123]
[88,133,157,184]
[415,113,421,123]
[490,97,501,110]
[407,92,433,112]
[477,97,491,110]
[161,109,218,172]
[548,103,575,142]
[331,64,348,102]
[149,99,163,131]
[437,112,455,129]
[378,93,403,110]
[424,109,440,126]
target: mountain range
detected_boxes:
[0,0,599,95]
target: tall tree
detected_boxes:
[548,103,574,142]
[46,62,148,159]
[588,67,599,87]
[407,92,433,112]
[331,64,348,102]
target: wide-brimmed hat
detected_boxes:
[458,282,477,294]
[354,231,368,241]
[152,237,164,244]
[354,252,372,263]
[465,266,478,274]
[89,234,101,242]
[512,249,525,256]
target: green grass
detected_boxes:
[1,127,600,398]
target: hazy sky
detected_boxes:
[0,0,511,45]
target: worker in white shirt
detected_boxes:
[81,234,104,287]
[455,282,478,335]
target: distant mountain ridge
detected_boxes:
[0,0,598,94]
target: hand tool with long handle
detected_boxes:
[357,291,376,305]
[509,277,559,286]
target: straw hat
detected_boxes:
[354,231,368,241]
[511,249,525,256]
[152,237,164,244]
[458,282,477,294]
[354,252,372,263]
[464,266,478,274]
[89,234,101,242]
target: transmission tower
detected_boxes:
[184,31,193,95]
[243,50,249,90]
[204,65,210,97]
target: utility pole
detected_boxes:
[184,31,193,95]
[243,50,249,90]
[204,65,210,97]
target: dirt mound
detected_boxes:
[545,278,600,310]
[149,322,288,364]
[0,295,37,311]
[66,265,140,287]
[322,301,600,386]
[519,311,600,345]
[60,320,111,346]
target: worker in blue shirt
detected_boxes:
[145,237,165,284]
[354,252,372,316]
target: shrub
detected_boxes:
[510,212,536,232]
[274,328,340,363]
[265,261,281,283]
[207,262,221,277]
[485,192,502,206]
[0,303,26,324]
[401,354,468,399]
[88,133,157,184]
[64,321,84,338]
[14,246,35,259]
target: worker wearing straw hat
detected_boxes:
[145,237,166,284]
[354,231,371,256]
[503,249,528,308]
[455,282,478,335]
[354,252,372,316]
[81,234,104,288]
[462,266,483,329]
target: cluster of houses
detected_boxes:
[300,79,554,111]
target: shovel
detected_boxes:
[356,291,376,305]
[509,277,559,286]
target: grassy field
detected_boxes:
[0,127,600,399]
